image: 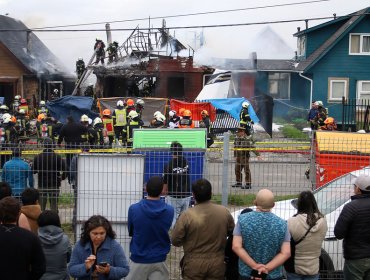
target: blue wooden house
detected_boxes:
[291,7,370,121]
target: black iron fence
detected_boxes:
[341,97,370,132]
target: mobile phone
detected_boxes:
[98,262,108,267]
[250,269,267,280]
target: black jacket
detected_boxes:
[33,149,66,189]
[57,122,88,145]
[334,194,370,260]
[163,156,191,198]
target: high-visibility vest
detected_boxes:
[102,117,114,136]
[114,109,127,126]
[127,120,140,141]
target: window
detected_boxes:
[357,81,370,100]
[268,73,290,99]
[297,35,306,57]
[328,78,348,101]
[349,34,370,55]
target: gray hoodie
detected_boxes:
[38,225,71,280]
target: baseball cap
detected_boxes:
[353,175,370,191]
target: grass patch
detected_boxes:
[212,194,297,206]
[59,193,74,207]
[281,125,308,139]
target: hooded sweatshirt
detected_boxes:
[128,198,174,263]
[287,214,328,275]
[21,204,41,234]
[38,225,71,280]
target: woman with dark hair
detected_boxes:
[38,210,71,280]
[286,191,328,280]
[68,215,129,280]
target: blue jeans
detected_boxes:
[166,196,191,227]
[286,272,319,280]
[344,258,370,280]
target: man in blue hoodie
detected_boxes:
[127,176,174,280]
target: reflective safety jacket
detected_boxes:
[179,118,194,128]
[127,119,143,141]
[102,117,114,136]
[113,109,127,127]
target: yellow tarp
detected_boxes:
[316,131,370,153]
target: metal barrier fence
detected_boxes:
[0,132,360,279]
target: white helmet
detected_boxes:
[128,110,139,119]
[3,117,11,124]
[53,89,59,94]
[156,113,166,122]
[315,100,323,106]
[78,57,83,61]
[19,109,25,114]
[117,100,124,107]
[93,117,102,126]
[0,105,8,110]
[14,95,21,100]
[136,99,144,106]
[2,113,11,120]
[242,101,250,108]
[153,111,161,118]
[40,100,46,106]
[169,110,176,117]
[80,114,89,122]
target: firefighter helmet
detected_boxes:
[126,99,134,107]
[136,99,144,106]
[37,113,46,122]
[201,110,209,116]
[80,114,89,122]
[2,113,11,120]
[40,100,46,106]
[20,98,27,104]
[93,117,102,126]
[156,113,166,122]
[242,101,250,108]
[324,117,334,124]
[128,110,139,119]
[179,108,185,116]
[102,109,111,116]
[14,95,21,100]
[169,110,176,117]
[183,110,192,117]
[53,89,59,94]
[153,111,161,118]
[315,100,323,106]
[3,117,11,124]
[117,100,124,107]
[0,105,8,110]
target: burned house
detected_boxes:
[82,23,212,101]
[0,15,75,107]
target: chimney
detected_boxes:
[105,23,112,45]
[305,20,309,29]
[297,27,301,32]
[333,13,337,19]
[250,52,257,70]
[26,31,31,54]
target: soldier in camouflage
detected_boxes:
[232,127,260,189]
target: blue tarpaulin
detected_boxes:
[47,96,99,124]
[201,98,259,123]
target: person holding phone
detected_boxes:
[68,215,129,279]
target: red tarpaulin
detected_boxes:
[169,100,216,121]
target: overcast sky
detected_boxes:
[1,0,369,73]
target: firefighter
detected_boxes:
[0,105,9,124]
[179,109,194,128]
[168,110,180,128]
[232,126,260,189]
[127,110,143,148]
[38,100,48,116]
[50,117,63,143]
[107,41,119,64]
[92,117,105,147]
[313,100,328,129]
[199,110,214,147]
[150,111,166,128]
[102,109,114,146]
[2,116,17,145]
[51,89,59,100]
[320,117,337,131]
[112,100,127,145]
[11,95,21,114]
[76,57,85,79]
[17,98,28,116]
[126,98,136,116]
[15,109,29,140]
[94,38,106,65]
[239,101,253,134]
[135,98,145,118]
[37,113,50,139]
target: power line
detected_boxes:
[30,0,331,30]
[1,14,359,33]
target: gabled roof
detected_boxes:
[296,7,369,72]
[0,15,73,77]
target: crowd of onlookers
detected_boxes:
[1,140,370,280]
